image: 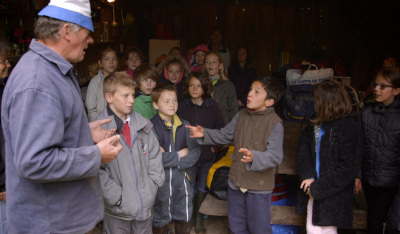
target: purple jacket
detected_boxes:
[1,40,103,233]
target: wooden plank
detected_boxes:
[277,121,305,175]
[271,206,306,226]
[200,194,367,229]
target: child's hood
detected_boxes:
[189,44,209,69]
[158,55,191,85]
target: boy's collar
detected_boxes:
[159,114,182,130]
[247,106,273,114]
[107,105,125,133]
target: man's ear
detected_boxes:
[153,101,159,110]
[105,93,112,103]
[61,24,71,41]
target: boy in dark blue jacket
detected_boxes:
[151,85,200,234]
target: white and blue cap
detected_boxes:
[38,0,94,32]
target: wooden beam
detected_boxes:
[200,194,367,229]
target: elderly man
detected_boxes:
[1,0,122,233]
[0,41,11,234]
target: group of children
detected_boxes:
[82,43,286,234]
[84,44,400,234]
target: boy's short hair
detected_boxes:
[183,71,213,98]
[133,64,159,84]
[103,71,137,96]
[151,84,177,104]
[256,76,284,105]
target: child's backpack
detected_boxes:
[284,65,334,122]
[206,146,234,201]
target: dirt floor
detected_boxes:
[87,216,230,234]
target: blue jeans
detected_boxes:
[186,162,213,195]
[0,200,7,234]
[227,187,272,234]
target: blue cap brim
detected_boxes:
[39,5,94,32]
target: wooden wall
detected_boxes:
[1,0,399,90]
[122,0,400,90]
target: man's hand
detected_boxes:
[97,135,122,164]
[90,119,116,144]
[239,148,253,163]
[0,191,6,202]
[160,146,165,153]
[178,148,189,158]
[355,178,362,195]
[185,125,204,138]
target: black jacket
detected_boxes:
[361,97,400,188]
[228,64,256,106]
[295,113,362,228]
[177,98,225,164]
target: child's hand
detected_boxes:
[300,178,315,193]
[160,146,165,153]
[178,148,189,158]
[239,148,253,163]
[185,125,204,138]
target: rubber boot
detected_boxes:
[174,221,191,234]
[194,192,207,233]
[153,225,168,234]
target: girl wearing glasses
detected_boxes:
[356,68,400,233]
[296,80,362,233]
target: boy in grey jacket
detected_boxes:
[97,72,165,233]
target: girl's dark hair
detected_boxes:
[183,71,213,98]
[255,76,284,105]
[100,47,117,60]
[232,45,254,68]
[310,79,352,125]
[124,48,145,66]
[377,68,400,88]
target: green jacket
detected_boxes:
[133,94,158,120]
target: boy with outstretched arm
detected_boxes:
[186,76,285,234]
